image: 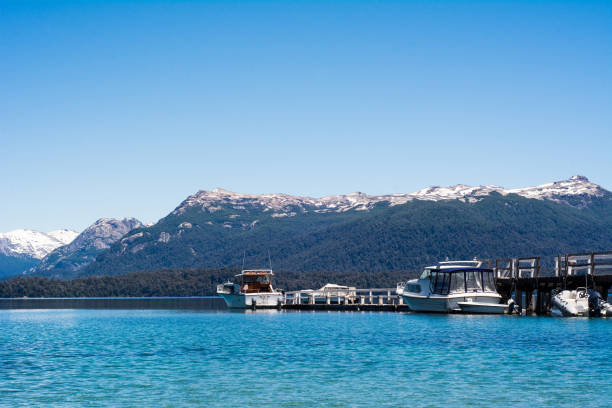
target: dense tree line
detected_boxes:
[0,268,417,298]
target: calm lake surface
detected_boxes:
[1,310,610,407]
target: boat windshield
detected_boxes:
[419,268,432,280]
[430,269,496,295]
[241,274,271,284]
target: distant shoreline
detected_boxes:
[0,296,226,310]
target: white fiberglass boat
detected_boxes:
[217,269,283,309]
[552,288,612,317]
[397,260,507,314]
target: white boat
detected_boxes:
[397,260,506,314]
[217,269,283,309]
[552,288,612,317]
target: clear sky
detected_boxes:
[1,0,611,232]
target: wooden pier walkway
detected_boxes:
[283,288,410,312]
[281,251,612,314]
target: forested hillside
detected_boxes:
[81,193,612,277]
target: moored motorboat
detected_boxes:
[552,288,612,317]
[217,269,283,309]
[397,260,506,314]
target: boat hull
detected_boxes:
[457,302,508,314]
[403,293,502,313]
[220,293,283,309]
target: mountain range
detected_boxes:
[2,175,611,280]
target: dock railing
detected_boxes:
[284,288,399,306]
[516,257,540,279]
[494,257,540,279]
[557,251,612,277]
[494,259,513,279]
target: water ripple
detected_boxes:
[0,310,610,407]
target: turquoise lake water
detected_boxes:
[1,310,611,407]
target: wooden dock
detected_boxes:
[494,251,612,315]
[281,251,612,314]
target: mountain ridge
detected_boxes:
[79,176,612,278]
[175,175,609,217]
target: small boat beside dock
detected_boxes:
[552,288,612,317]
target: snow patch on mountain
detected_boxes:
[47,229,80,245]
[174,176,609,215]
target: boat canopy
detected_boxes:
[428,267,496,295]
[235,269,274,277]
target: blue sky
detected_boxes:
[1,0,611,232]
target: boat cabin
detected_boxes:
[235,269,275,294]
[420,267,497,295]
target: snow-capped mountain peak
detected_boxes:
[0,228,79,259]
[507,175,605,201]
[174,176,610,216]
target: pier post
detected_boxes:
[369,291,373,305]
[515,290,523,313]
[326,295,330,305]
[525,291,533,314]
[535,290,542,315]
[387,291,391,305]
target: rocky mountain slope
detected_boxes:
[77,176,612,278]
[29,218,143,279]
